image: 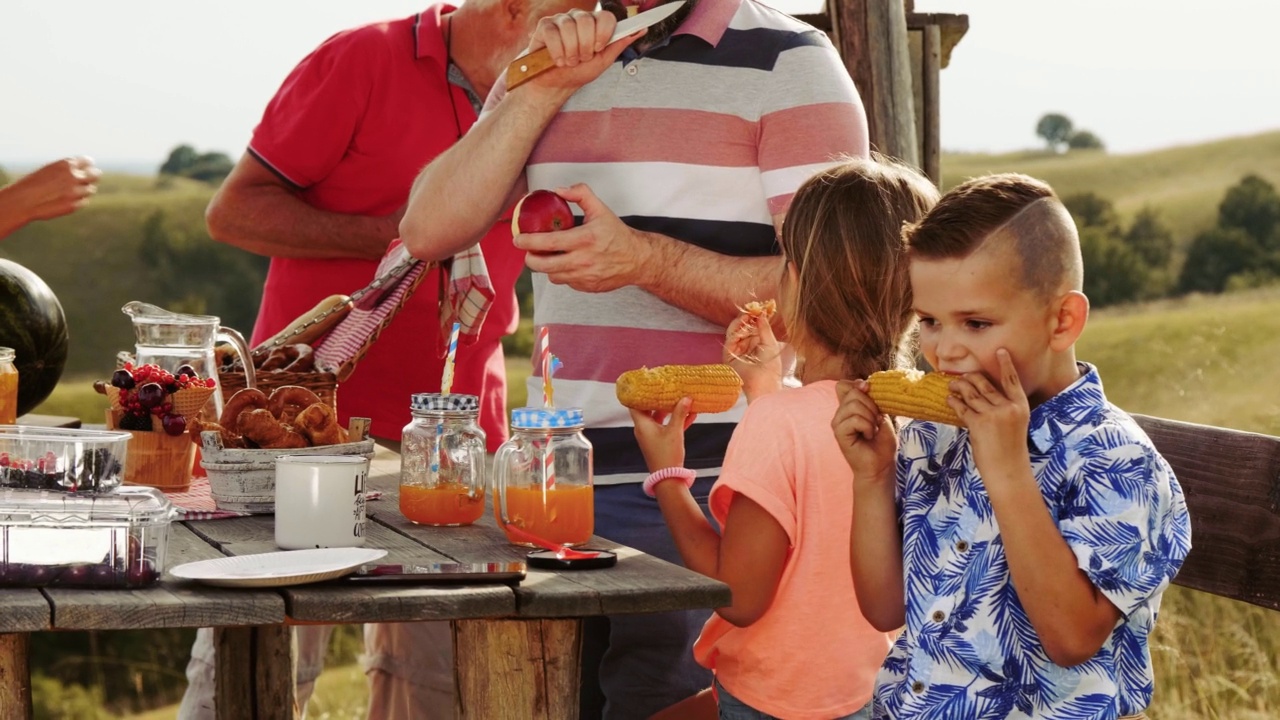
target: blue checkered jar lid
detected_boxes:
[510,407,584,429]
[410,393,479,413]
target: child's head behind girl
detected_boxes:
[777,156,940,381]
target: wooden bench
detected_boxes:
[1135,414,1280,611]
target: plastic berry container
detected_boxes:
[0,426,131,494]
[0,485,174,588]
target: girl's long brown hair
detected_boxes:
[778,156,939,380]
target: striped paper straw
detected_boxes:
[440,321,461,395]
[540,436,556,491]
[431,321,461,478]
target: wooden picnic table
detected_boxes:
[0,447,731,720]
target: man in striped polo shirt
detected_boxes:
[401,0,868,716]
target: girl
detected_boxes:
[631,157,939,720]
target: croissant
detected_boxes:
[238,408,308,449]
[292,402,347,446]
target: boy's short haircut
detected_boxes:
[903,173,1083,296]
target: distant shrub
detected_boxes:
[1065,193,1174,306]
[1068,130,1106,151]
[31,673,115,720]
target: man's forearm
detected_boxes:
[207,184,397,260]
[639,235,782,327]
[401,88,571,262]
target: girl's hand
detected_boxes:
[629,398,697,472]
[832,380,898,484]
[948,349,1031,484]
[724,311,782,402]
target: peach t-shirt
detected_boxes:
[692,380,893,719]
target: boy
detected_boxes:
[831,173,1191,719]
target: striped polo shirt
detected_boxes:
[515,0,868,483]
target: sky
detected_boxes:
[2,0,1278,172]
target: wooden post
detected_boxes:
[828,0,920,167]
[454,618,583,720]
[0,634,31,720]
[920,23,942,185]
[214,626,298,720]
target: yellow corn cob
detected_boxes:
[616,364,743,414]
[867,369,965,426]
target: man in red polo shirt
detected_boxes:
[181,2,590,718]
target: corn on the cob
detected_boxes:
[867,369,965,426]
[616,364,743,414]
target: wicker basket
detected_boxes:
[198,426,374,514]
[218,369,338,413]
[105,410,196,493]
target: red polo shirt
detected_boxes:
[246,5,522,448]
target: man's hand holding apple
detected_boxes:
[513,183,656,294]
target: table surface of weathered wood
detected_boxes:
[32,447,731,631]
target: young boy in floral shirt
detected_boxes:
[832,173,1192,719]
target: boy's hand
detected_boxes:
[832,380,898,484]
[948,349,1031,481]
[629,398,697,472]
[724,311,782,401]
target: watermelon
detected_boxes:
[0,259,68,416]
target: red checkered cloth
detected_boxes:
[165,476,381,521]
[442,242,494,350]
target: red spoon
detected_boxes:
[504,525,601,560]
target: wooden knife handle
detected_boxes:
[505,48,556,90]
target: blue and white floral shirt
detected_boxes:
[872,364,1192,719]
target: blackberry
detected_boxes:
[76,447,123,493]
[118,412,152,431]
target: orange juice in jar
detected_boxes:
[0,348,17,424]
[399,394,487,526]
[495,407,594,547]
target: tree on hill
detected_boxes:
[158,144,234,184]
[1177,227,1265,294]
[1217,174,1280,250]
[1067,130,1105,151]
[1063,192,1119,232]
[1036,113,1074,152]
[1177,173,1280,294]
[1062,192,1175,304]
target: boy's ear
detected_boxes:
[1048,290,1089,352]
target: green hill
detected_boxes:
[0,174,264,377]
[943,129,1280,252]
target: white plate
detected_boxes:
[170,547,388,588]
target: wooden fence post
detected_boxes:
[828,0,920,167]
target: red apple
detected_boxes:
[512,190,574,236]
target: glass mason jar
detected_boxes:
[0,348,17,425]
[494,407,594,547]
[399,393,486,527]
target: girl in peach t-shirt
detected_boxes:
[632,157,940,720]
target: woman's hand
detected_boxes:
[629,398,696,472]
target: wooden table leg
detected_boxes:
[0,633,32,720]
[454,618,583,720]
[214,625,298,720]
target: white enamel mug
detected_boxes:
[274,455,369,550]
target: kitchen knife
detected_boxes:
[505,1,686,90]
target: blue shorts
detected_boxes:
[716,679,872,720]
